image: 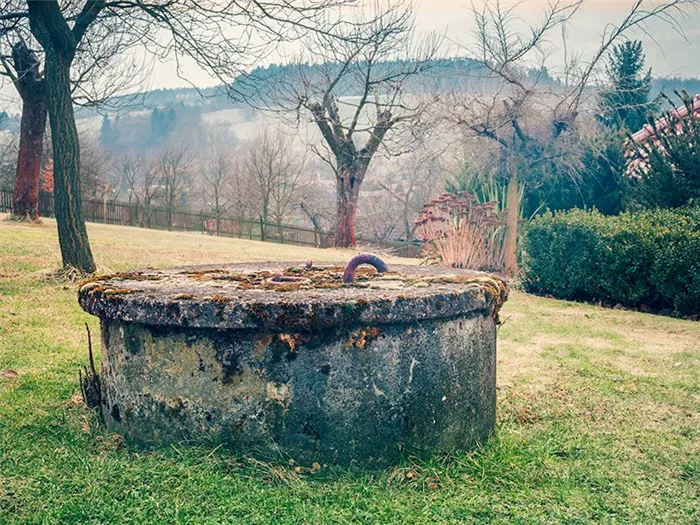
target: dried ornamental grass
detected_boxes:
[416,192,506,271]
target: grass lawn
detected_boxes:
[1,216,698,524]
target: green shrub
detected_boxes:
[522,207,700,315]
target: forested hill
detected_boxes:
[70,58,700,121]
[1,58,696,136]
[73,58,486,119]
[16,59,700,125]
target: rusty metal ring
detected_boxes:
[342,253,389,284]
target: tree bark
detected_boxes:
[334,165,362,247]
[13,92,47,221]
[28,0,99,274]
[504,172,519,277]
[45,58,96,273]
[10,41,47,221]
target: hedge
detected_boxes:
[522,207,700,316]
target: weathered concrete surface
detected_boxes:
[79,262,508,467]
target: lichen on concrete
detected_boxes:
[78,263,508,332]
[79,262,508,467]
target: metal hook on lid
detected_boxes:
[342,253,388,284]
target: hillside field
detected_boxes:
[1,216,698,524]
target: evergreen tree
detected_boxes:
[99,115,118,149]
[599,41,653,132]
[547,131,627,215]
[150,107,178,145]
[150,108,166,144]
[165,107,177,135]
[577,131,627,215]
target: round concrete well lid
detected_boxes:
[78,262,508,332]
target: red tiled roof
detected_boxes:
[630,94,700,143]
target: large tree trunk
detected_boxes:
[10,41,47,221]
[45,58,96,273]
[13,96,47,221]
[334,165,361,247]
[503,172,519,277]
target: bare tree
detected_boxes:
[375,148,441,242]
[446,0,696,276]
[244,128,306,239]
[1,40,45,220]
[357,185,402,242]
[0,131,19,189]
[120,154,144,204]
[156,142,194,230]
[258,2,442,246]
[202,132,235,235]
[79,133,112,201]
[1,0,352,273]
[225,156,255,220]
[119,153,159,227]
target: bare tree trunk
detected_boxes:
[45,59,96,273]
[9,41,47,221]
[334,198,357,247]
[260,196,272,241]
[403,200,413,244]
[300,201,323,246]
[334,167,361,247]
[214,191,221,236]
[13,98,47,220]
[504,173,519,277]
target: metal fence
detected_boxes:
[1,189,420,257]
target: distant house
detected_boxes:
[627,94,700,176]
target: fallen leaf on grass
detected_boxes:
[71,393,84,406]
[1,369,19,378]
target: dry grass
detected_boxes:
[1,215,411,274]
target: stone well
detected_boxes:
[78,258,508,467]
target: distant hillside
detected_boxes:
[74,59,700,123]
[650,77,700,100]
[74,58,488,120]
[66,58,700,158]
[74,85,232,120]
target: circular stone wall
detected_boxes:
[78,262,508,467]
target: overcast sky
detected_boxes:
[1,0,699,107]
[134,1,700,92]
